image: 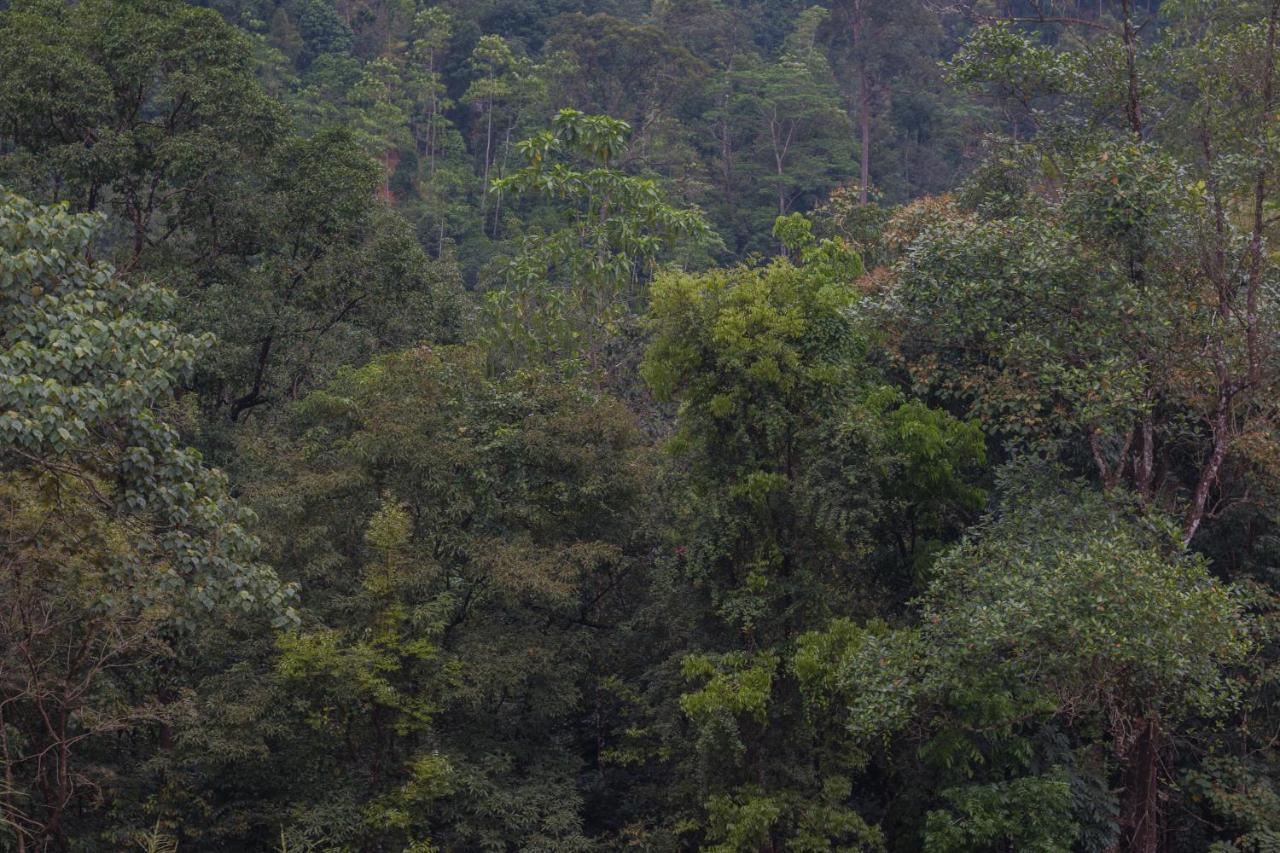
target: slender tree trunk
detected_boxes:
[775,149,786,215]
[1,703,27,853]
[427,57,439,183]
[480,100,494,225]
[1120,0,1143,138]
[1245,1,1280,389]
[858,69,871,205]
[852,1,871,205]
[492,125,513,238]
[1134,414,1155,501]
[1185,389,1231,544]
[1183,0,1278,543]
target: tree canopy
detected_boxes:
[3,1,1280,851]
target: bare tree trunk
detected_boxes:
[1120,0,1143,137]
[1118,718,1160,853]
[1185,389,1231,544]
[1,703,28,853]
[859,71,871,205]
[1134,414,1155,502]
[479,100,494,226]
[775,150,787,215]
[852,1,871,205]
[1245,1,1280,389]
[1183,0,1278,543]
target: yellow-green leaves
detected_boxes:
[681,651,778,727]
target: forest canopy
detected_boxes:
[2,0,1279,851]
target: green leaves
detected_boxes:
[681,651,778,726]
[948,23,1085,103]
[0,0,285,259]
[484,109,716,367]
[643,251,862,475]
[0,188,294,620]
[924,773,1079,853]
[829,478,1252,848]
[915,482,1249,725]
[247,344,646,849]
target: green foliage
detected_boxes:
[3,1,1280,850]
[924,773,1079,853]
[706,15,854,253]
[681,652,778,726]
[211,344,647,849]
[0,188,291,850]
[703,784,882,853]
[0,0,284,262]
[643,231,983,847]
[947,23,1085,103]
[0,188,292,615]
[918,485,1248,725]
[134,823,181,853]
[189,126,461,422]
[835,477,1252,849]
[644,248,860,473]
[1185,757,1280,852]
[485,108,716,366]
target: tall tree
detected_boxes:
[640,217,984,848]
[220,345,648,850]
[486,108,715,367]
[0,189,293,851]
[708,8,854,253]
[829,477,1252,852]
[0,0,284,268]
[829,0,945,205]
[890,0,1280,545]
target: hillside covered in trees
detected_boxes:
[1,0,1279,850]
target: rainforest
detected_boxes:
[1,0,1278,850]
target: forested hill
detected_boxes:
[4,0,1280,851]
[195,0,976,267]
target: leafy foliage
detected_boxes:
[0,189,291,850]
[3,0,1280,851]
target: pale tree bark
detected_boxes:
[1183,0,1279,543]
[850,0,872,205]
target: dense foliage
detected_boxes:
[3,0,1280,851]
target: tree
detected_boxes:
[545,13,709,179]
[213,344,648,849]
[405,7,465,250]
[407,7,453,185]
[186,128,461,424]
[348,57,413,197]
[0,0,284,269]
[833,476,1252,852]
[461,34,548,237]
[707,8,854,253]
[828,0,946,205]
[640,218,984,848]
[0,0,458,429]
[886,0,1280,545]
[486,108,716,367]
[0,189,293,851]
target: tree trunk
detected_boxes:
[1120,0,1143,138]
[859,74,871,205]
[479,100,494,225]
[1184,389,1231,544]
[852,1,871,205]
[1118,718,1160,853]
